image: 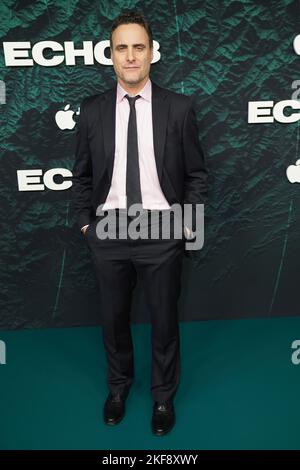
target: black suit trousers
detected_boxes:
[85,209,185,403]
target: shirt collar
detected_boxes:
[116,77,151,103]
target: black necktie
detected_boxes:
[125,94,142,211]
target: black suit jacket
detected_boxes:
[72,79,208,233]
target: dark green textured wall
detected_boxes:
[0,0,300,329]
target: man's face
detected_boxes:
[110,23,153,87]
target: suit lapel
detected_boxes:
[100,83,117,183]
[100,79,170,184]
[152,80,169,183]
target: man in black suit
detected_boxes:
[72,10,208,436]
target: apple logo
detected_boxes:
[55,104,79,130]
[293,34,300,55]
[286,159,300,183]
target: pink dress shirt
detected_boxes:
[102,77,170,211]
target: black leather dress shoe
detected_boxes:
[151,400,175,436]
[103,392,126,425]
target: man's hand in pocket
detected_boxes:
[81,224,90,235]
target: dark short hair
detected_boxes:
[110,10,153,50]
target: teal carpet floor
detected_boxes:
[0,316,300,450]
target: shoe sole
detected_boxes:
[104,410,125,426]
[151,418,175,436]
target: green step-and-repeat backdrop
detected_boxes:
[1,0,300,329]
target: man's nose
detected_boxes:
[126,48,135,62]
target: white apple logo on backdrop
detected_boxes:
[293,34,300,55]
[55,104,79,130]
[286,159,300,183]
